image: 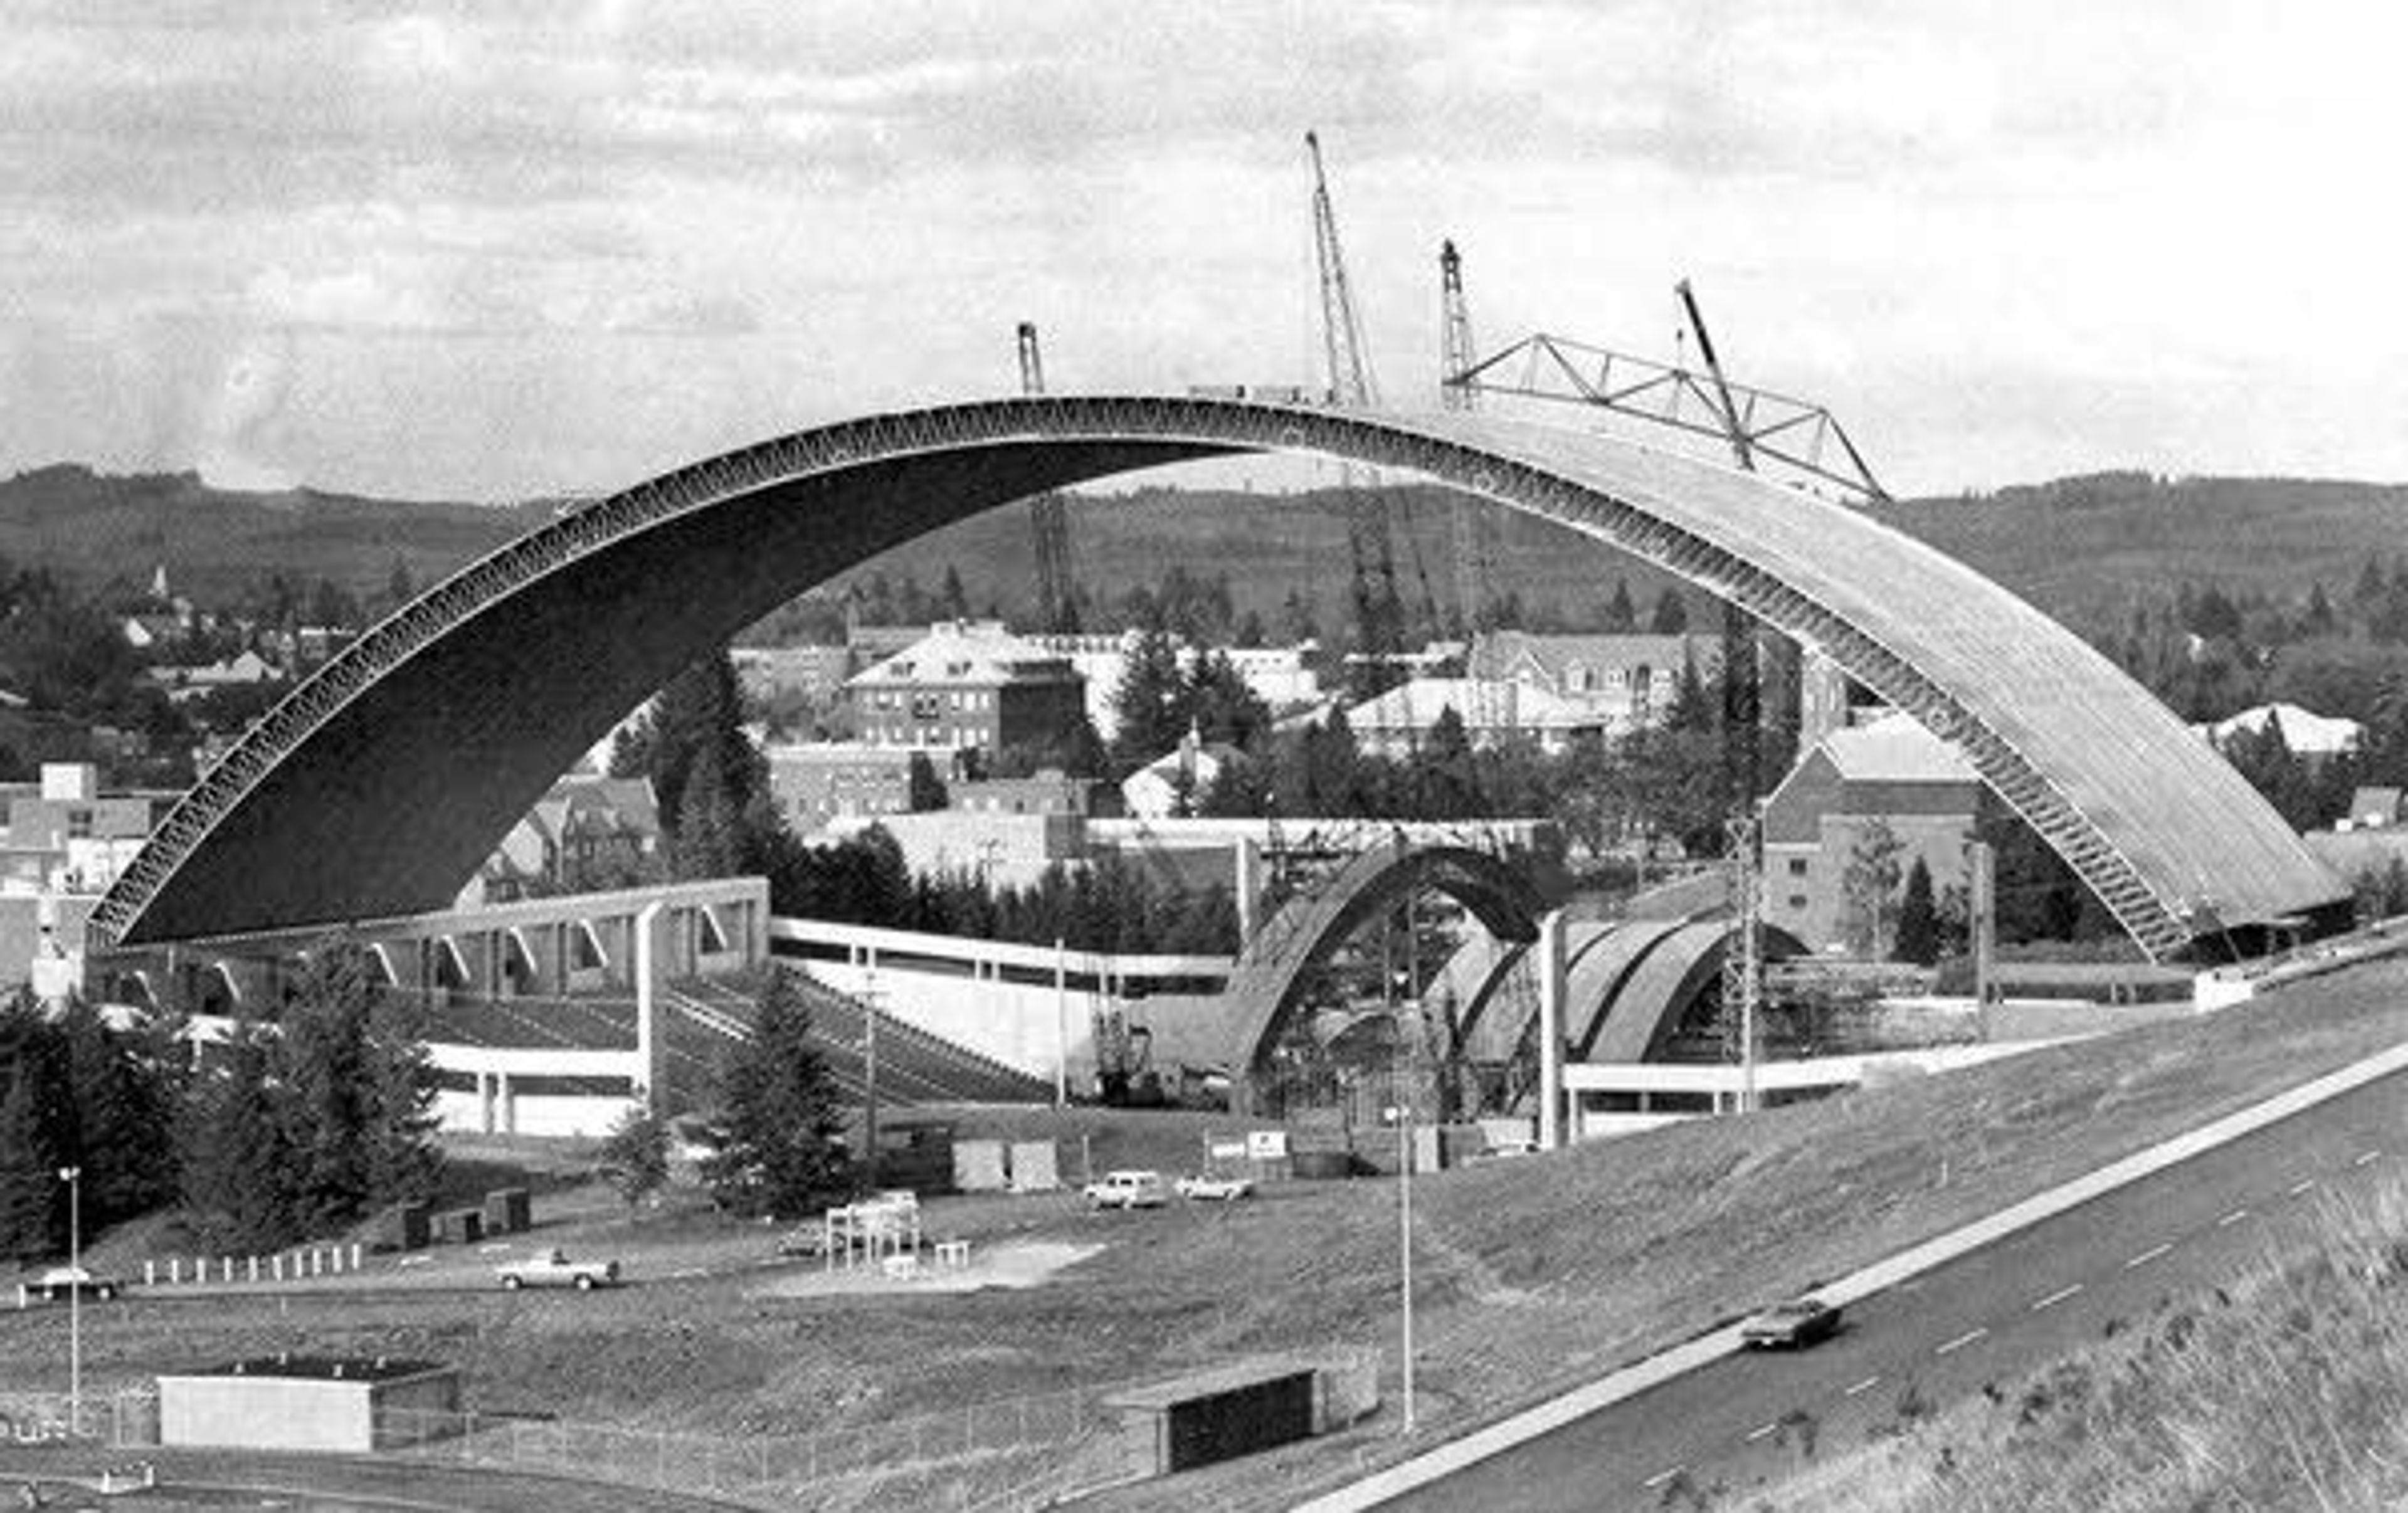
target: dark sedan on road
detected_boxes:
[1739,1296,1842,1349]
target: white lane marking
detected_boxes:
[1745,1421,1780,1442]
[2218,1208,2250,1227]
[1640,1465,1686,1489]
[1842,1375,1882,1398]
[2125,1243,2173,1270]
[2289,1179,2318,1196]
[2030,1283,2083,1312]
[669,1266,707,1278]
[2354,1151,2380,1167]
[1935,1327,1987,1356]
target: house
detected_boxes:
[846,620,1087,758]
[1121,731,1245,820]
[2200,702,2362,764]
[2341,786,2404,832]
[950,768,1110,818]
[478,774,662,901]
[1760,712,1983,954]
[1467,630,1720,737]
[149,650,282,704]
[1343,677,1608,757]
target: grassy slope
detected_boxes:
[1770,1173,2408,1513]
[9,959,2408,1510]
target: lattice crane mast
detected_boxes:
[1675,280,1766,811]
[1442,239,1507,733]
[1017,321,1080,634]
[1309,130,1408,695]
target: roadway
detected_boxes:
[1377,1065,2407,1510]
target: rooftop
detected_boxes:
[171,1354,449,1383]
[1821,711,1980,786]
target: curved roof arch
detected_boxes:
[92,395,2343,956]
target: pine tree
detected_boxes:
[1649,589,1689,635]
[278,947,376,1233]
[1603,579,1637,631]
[58,998,177,1227]
[1109,628,1188,769]
[1894,857,1940,965]
[598,1106,672,1213]
[703,969,852,1216]
[179,1021,298,1252]
[1840,820,1908,957]
[0,1070,58,1262]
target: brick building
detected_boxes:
[847,621,1088,757]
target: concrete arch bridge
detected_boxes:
[90,396,2346,983]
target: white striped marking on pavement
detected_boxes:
[2030,1283,2083,1312]
[2288,1179,2318,1196]
[1935,1328,1987,1356]
[1842,1376,1882,1398]
[1640,1465,1686,1489]
[1745,1421,1779,1443]
[2355,1150,2380,1167]
[2125,1243,2172,1270]
[2218,1208,2250,1227]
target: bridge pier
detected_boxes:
[1536,910,1566,1152]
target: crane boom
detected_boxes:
[1675,279,1765,807]
[1018,321,1078,633]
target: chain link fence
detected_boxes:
[375,1384,1119,1510]
[0,1389,159,1448]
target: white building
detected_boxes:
[1344,677,1608,757]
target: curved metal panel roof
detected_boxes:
[92,396,2342,957]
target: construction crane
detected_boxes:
[1308,130,1415,704]
[1674,281,1767,814]
[1017,321,1079,634]
[1442,239,1508,739]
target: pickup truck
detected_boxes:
[1082,1170,1170,1210]
[496,1248,621,1291]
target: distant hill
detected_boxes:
[8,461,2405,628]
[0,465,547,603]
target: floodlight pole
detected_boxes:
[861,964,881,1189]
[58,1164,81,1428]
[1386,1105,1416,1435]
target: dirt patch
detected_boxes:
[751,1240,1103,1298]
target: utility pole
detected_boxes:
[860,965,881,1188]
[58,1164,82,1428]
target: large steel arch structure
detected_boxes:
[92,395,2345,958]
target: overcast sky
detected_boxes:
[6,1,2405,502]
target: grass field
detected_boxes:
[8,961,2408,1510]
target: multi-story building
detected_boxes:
[764,742,962,834]
[1343,677,1609,758]
[0,763,167,1000]
[473,773,663,903]
[1760,712,1983,954]
[1026,631,1323,741]
[846,620,1087,757]
[1467,630,1721,737]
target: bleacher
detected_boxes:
[668,974,1053,1107]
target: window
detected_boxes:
[1787,858,1808,877]
[66,808,93,839]
[1787,895,1809,910]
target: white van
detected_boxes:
[1082,1170,1170,1210]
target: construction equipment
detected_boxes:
[1720,807,1763,1114]
[1017,321,1079,633]
[1442,239,1508,740]
[1307,130,1412,699]
[1672,281,1769,809]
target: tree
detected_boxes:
[1109,628,1188,769]
[1603,579,1637,632]
[1894,857,1940,966]
[0,1070,57,1261]
[1648,588,1689,634]
[1415,705,1482,819]
[271,941,440,1234]
[906,752,948,811]
[703,969,853,1216]
[598,1106,672,1213]
[1839,819,1908,957]
[179,1019,299,1252]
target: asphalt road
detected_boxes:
[1379,1066,2408,1511]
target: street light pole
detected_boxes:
[1385,1105,1415,1435]
[58,1164,81,1430]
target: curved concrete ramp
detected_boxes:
[1565,917,1696,1058]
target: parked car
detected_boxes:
[496,1248,621,1290]
[1082,1170,1170,1210]
[26,1267,122,1303]
[1175,1173,1254,1202]
[1740,1295,1842,1349]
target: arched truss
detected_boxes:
[1221,841,1545,1086]
[91,396,2343,956]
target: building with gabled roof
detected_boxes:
[1344,676,1608,757]
[1468,630,1719,738]
[846,620,1087,757]
[1761,712,1983,954]
[474,774,662,904]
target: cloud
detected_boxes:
[196,329,299,492]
